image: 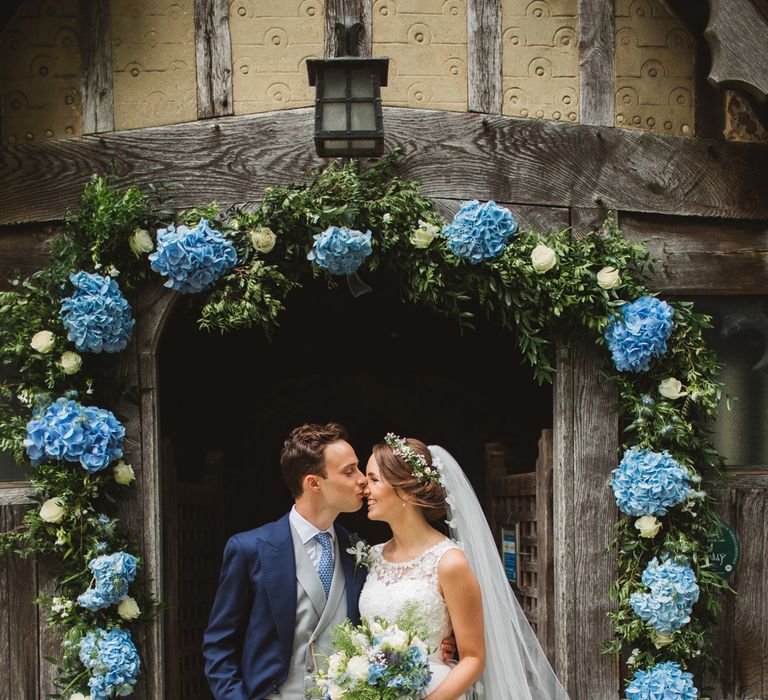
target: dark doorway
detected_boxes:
[158,276,552,699]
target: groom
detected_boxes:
[202,422,368,699]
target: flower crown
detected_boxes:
[384,433,443,485]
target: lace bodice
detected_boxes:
[358,539,461,652]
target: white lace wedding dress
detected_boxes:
[358,538,467,699]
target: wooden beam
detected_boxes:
[79,0,114,134]
[621,213,768,294]
[194,0,234,119]
[1,108,768,224]
[325,0,372,58]
[578,0,614,126]
[553,340,619,698]
[467,0,502,114]
[705,0,768,102]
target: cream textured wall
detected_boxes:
[501,0,579,123]
[0,0,82,146]
[111,0,197,131]
[614,0,695,135]
[372,0,467,112]
[0,0,707,141]
[230,0,324,114]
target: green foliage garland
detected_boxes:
[0,153,728,697]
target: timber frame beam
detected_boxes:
[1,108,767,225]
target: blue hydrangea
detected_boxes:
[77,551,138,611]
[611,447,690,516]
[307,226,372,275]
[79,627,140,699]
[626,661,697,700]
[24,398,125,472]
[442,200,518,264]
[630,557,700,633]
[604,296,675,372]
[60,272,135,353]
[149,218,237,293]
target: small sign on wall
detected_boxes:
[709,518,740,578]
[501,524,520,587]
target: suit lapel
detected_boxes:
[335,525,366,625]
[259,513,297,660]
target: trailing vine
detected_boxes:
[0,151,728,699]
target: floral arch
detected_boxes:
[0,153,727,700]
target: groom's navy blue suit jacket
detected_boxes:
[202,512,366,700]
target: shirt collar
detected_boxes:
[290,504,335,546]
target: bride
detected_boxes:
[358,434,569,700]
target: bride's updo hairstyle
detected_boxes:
[372,438,447,521]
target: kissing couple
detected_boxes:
[202,422,568,699]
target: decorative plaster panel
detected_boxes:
[615,0,695,135]
[112,1,197,131]
[229,0,323,114]
[724,90,768,143]
[0,0,82,146]
[501,0,579,123]
[372,0,467,112]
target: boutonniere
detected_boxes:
[346,534,371,571]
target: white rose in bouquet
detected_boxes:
[410,220,440,249]
[347,655,370,682]
[635,515,662,539]
[531,244,557,273]
[249,226,277,253]
[329,684,347,699]
[327,652,347,677]
[129,228,154,256]
[382,628,409,651]
[114,461,136,486]
[117,596,141,620]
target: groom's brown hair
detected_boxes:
[280,422,349,497]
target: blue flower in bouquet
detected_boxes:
[149,218,237,293]
[77,551,138,611]
[307,226,372,276]
[630,557,700,633]
[24,398,125,472]
[79,627,140,699]
[604,295,675,372]
[442,200,518,264]
[611,447,690,516]
[626,661,697,700]
[60,272,134,353]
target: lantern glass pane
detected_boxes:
[323,69,347,98]
[322,102,348,132]
[350,140,377,151]
[350,69,374,98]
[350,102,376,131]
[323,139,350,151]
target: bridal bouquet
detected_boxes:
[311,611,432,699]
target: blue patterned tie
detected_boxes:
[315,532,334,598]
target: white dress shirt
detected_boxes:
[289,504,335,569]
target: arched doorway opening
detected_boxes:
[157,276,552,699]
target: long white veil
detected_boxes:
[429,445,570,700]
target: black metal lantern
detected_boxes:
[306,56,389,158]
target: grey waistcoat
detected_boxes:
[266,524,348,698]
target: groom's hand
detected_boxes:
[440,634,457,663]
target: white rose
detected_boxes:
[410,220,440,249]
[329,684,347,699]
[59,351,82,375]
[369,621,384,636]
[40,497,66,523]
[249,226,277,253]
[635,515,662,539]
[382,628,408,651]
[597,266,621,289]
[658,377,686,400]
[30,330,55,354]
[531,244,557,273]
[70,694,93,700]
[113,461,135,486]
[129,228,154,256]
[327,651,346,677]
[117,596,141,620]
[347,655,370,682]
